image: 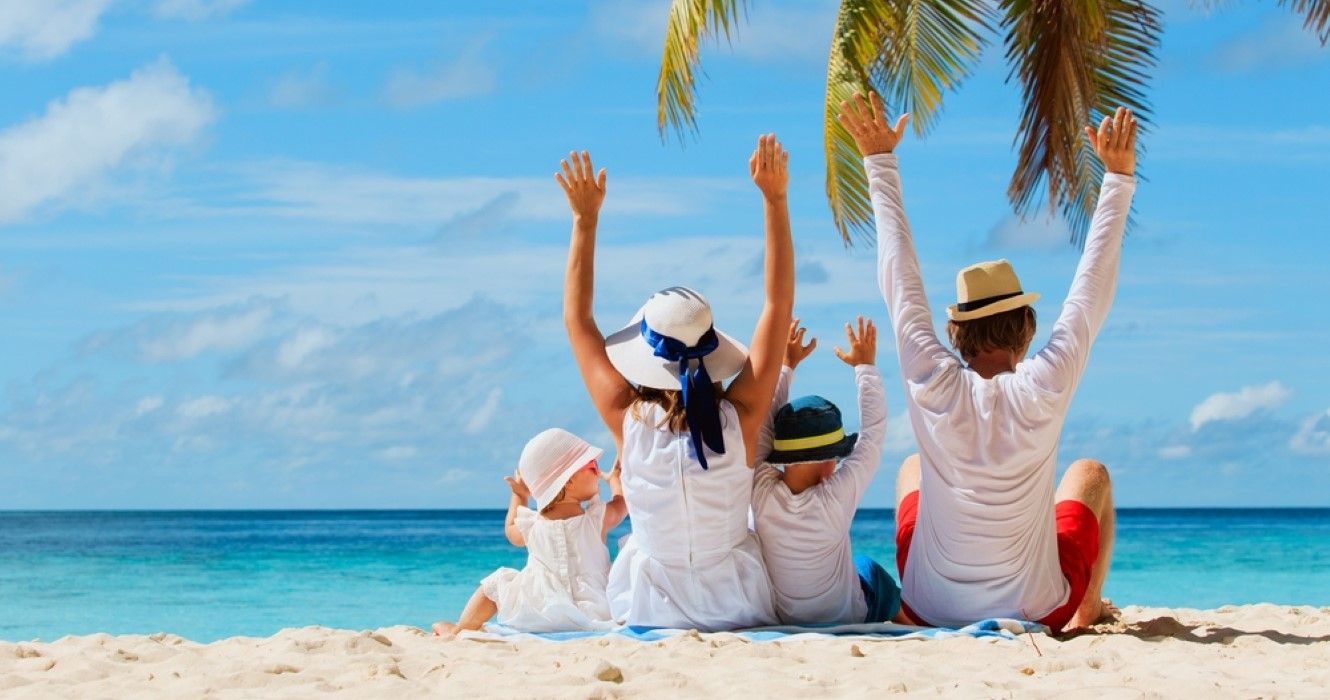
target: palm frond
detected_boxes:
[872,0,994,135]
[656,0,747,140]
[823,0,993,245]
[1280,0,1330,43]
[1000,0,1160,247]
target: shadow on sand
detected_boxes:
[1062,615,1330,645]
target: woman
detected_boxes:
[556,136,794,630]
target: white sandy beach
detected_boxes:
[3,605,1327,698]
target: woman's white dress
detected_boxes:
[607,400,778,631]
[480,498,615,632]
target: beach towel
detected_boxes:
[465,618,1046,643]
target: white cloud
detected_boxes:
[154,0,250,21]
[985,214,1071,250]
[168,159,739,227]
[883,418,915,454]
[0,0,111,61]
[140,304,273,362]
[377,445,419,461]
[1157,444,1192,460]
[275,326,336,369]
[177,395,234,419]
[268,63,339,109]
[436,468,471,485]
[134,395,165,417]
[1212,16,1325,74]
[465,388,502,435]
[1189,381,1292,431]
[0,59,214,223]
[1289,409,1330,456]
[383,41,495,108]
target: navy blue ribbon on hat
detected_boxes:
[639,319,725,470]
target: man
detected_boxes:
[837,93,1137,633]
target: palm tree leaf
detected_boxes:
[656,0,747,140]
[1192,1,1328,42]
[871,0,994,135]
[823,0,993,245]
[1000,0,1160,247]
[1279,0,1330,43]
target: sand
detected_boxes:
[3,605,1328,698]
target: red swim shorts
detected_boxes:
[894,490,1099,634]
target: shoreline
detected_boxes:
[4,605,1327,698]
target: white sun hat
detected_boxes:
[517,428,604,511]
[604,286,748,390]
[946,259,1041,322]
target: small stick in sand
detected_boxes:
[1020,609,1043,657]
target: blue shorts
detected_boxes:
[854,554,902,623]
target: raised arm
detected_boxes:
[839,93,955,386]
[724,135,796,465]
[501,474,532,547]
[756,319,815,461]
[825,317,887,521]
[558,151,636,443]
[1026,108,1138,396]
[601,459,628,538]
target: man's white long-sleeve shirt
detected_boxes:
[866,153,1135,627]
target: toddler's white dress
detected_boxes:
[480,497,615,632]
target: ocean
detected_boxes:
[2,509,1327,643]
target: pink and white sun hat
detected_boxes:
[517,428,604,511]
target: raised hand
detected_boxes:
[837,92,910,157]
[748,133,789,202]
[783,318,817,370]
[504,473,531,502]
[1085,107,1137,177]
[555,150,607,219]
[833,316,877,367]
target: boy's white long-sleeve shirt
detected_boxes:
[866,153,1135,627]
[752,364,887,625]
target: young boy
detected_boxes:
[752,317,901,625]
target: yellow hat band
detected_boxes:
[772,428,845,452]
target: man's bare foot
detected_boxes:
[431,621,461,637]
[1065,597,1118,632]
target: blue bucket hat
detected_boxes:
[767,395,858,464]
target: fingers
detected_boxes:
[892,113,910,136]
[805,337,817,354]
[1083,125,1098,150]
[869,91,885,126]
[554,172,571,195]
[853,93,872,127]
[856,315,866,340]
[833,346,849,363]
[1111,107,1127,149]
[596,168,607,190]
[560,156,576,185]
[1097,115,1111,150]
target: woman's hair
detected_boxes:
[946,306,1037,361]
[630,383,724,433]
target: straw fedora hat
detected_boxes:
[604,286,748,391]
[517,428,603,511]
[946,259,1041,322]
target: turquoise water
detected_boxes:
[2,509,1327,642]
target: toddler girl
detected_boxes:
[431,428,627,635]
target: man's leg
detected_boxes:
[893,454,922,624]
[1055,459,1116,629]
[896,453,920,510]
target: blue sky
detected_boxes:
[1,0,1327,508]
